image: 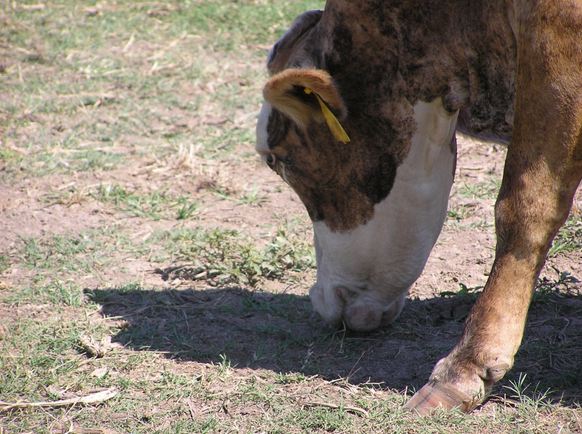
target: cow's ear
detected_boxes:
[267,10,322,74]
[263,68,347,130]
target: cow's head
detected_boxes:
[257,11,458,331]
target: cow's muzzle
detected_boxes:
[309,284,407,332]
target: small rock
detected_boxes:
[90,367,109,379]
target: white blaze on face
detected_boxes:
[255,102,292,184]
[256,103,272,157]
[310,99,458,331]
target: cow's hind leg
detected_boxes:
[406,3,582,414]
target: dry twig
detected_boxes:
[303,401,369,417]
[0,388,118,412]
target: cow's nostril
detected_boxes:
[344,303,383,332]
[334,286,355,303]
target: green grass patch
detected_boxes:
[0,318,85,399]
[8,281,85,307]
[534,267,580,300]
[0,254,10,274]
[0,0,324,176]
[22,233,97,272]
[49,148,124,173]
[549,214,582,257]
[440,282,483,299]
[164,0,325,50]
[458,179,500,200]
[158,227,315,286]
[288,406,351,432]
[0,147,22,163]
[10,226,153,298]
[93,184,199,221]
[447,205,473,221]
[238,186,268,206]
[2,143,125,177]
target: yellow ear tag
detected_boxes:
[304,87,350,143]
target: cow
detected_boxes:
[255,0,582,414]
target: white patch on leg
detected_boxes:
[310,99,459,330]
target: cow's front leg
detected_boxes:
[406,6,582,413]
[406,159,581,412]
[406,167,580,413]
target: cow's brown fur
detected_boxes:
[259,0,582,413]
[263,0,521,231]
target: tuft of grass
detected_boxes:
[534,267,580,300]
[458,179,500,200]
[6,145,125,177]
[9,281,86,307]
[0,318,85,399]
[238,187,268,206]
[447,205,472,221]
[0,254,10,274]
[159,227,315,286]
[549,215,582,257]
[176,199,199,220]
[17,225,140,266]
[22,234,94,272]
[276,372,309,384]
[11,227,154,300]
[440,282,483,298]
[288,406,351,432]
[93,184,199,221]
[503,373,555,424]
[165,0,325,51]
[217,353,233,376]
[0,147,22,163]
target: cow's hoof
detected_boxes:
[404,381,478,415]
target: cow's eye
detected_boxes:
[265,153,276,168]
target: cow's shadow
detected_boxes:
[86,275,582,406]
